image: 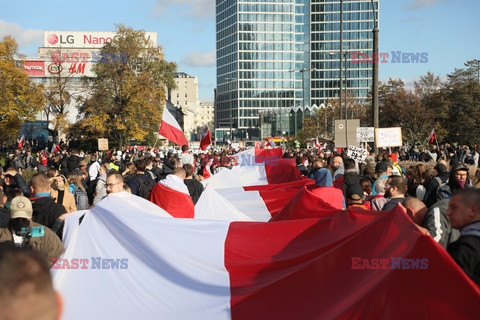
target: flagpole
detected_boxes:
[153,125,160,148]
[435,135,440,151]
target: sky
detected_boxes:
[1,0,479,101]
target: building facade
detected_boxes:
[169,72,201,141]
[215,0,379,138]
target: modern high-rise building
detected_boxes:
[215,0,379,139]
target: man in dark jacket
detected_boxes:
[446,188,480,285]
[382,175,407,211]
[183,164,204,205]
[29,173,67,238]
[403,197,459,248]
[437,164,470,202]
[127,158,155,199]
[342,158,361,197]
[423,163,449,208]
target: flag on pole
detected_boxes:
[315,137,322,149]
[159,107,188,146]
[17,135,25,149]
[200,124,211,150]
[428,129,436,144]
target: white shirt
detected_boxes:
[89,161,101,181]
[180,152,194,166]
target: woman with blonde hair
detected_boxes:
[67,172,89,210]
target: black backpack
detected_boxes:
[136,175,155,199]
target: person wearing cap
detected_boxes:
[371,161,393,196]
[346,184,369,210]
[446,188,480,285]
[382,175,407,211]
[437,164,471,202]
[0,196,65,267]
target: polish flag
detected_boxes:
[17,135,25,149]
[159,107,188,146]
[199,124,211,150]
[55,194,480,319]
[315,137,321,148]
[428,129,436,144]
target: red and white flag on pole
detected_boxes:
[315,137,322,149]
[428,129,436,144]
[200,124,211,150]
[159,107,188,146]
[17,135,25,149]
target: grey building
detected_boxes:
[215,0,379,138]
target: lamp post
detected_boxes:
[371,0,379,154]
[344,51,349,148]
[290,68,317,131]
[225,77,236,143]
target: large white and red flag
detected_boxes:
[55,193,480,319]
[199,124,211,150]
[159,107,188,146]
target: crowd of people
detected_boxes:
[0,140,478,318]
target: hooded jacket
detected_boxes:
[31,196,67,230]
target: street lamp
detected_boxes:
[225,77,236,143]
[289,68,318,131]
[371,0,379,154]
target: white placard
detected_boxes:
[346,146,368,163]
[375,127,403,148]
[356,127,374,142]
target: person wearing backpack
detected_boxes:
[423,163,450,208]
[67,172,89,211]
[92,164,108,205]
[127,159,155,199]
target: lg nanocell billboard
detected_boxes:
[43,31,158,48]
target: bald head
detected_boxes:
[402,197,427,225]
[173,168,186,180]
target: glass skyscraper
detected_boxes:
[215,0,379,139]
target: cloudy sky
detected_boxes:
[1,0,478,100]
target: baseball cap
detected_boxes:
[346,184,364,201]
[10,196,33,220]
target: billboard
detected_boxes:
[334,119,360,148]
[23,60,45,77]
[43,31,158,48]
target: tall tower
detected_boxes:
[216,0,379,138]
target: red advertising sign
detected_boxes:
[23,60,45,77]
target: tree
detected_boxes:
[0,36,45,142]
[72,25,177,148]
[43,58,82,143]
[379,78,434,145]
[441,60,480,144]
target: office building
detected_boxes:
[215,0,379,138]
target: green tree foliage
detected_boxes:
[71,25,177,148]
[441,60,480,144]
[379,78,435,145]
[0,36,44,141]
